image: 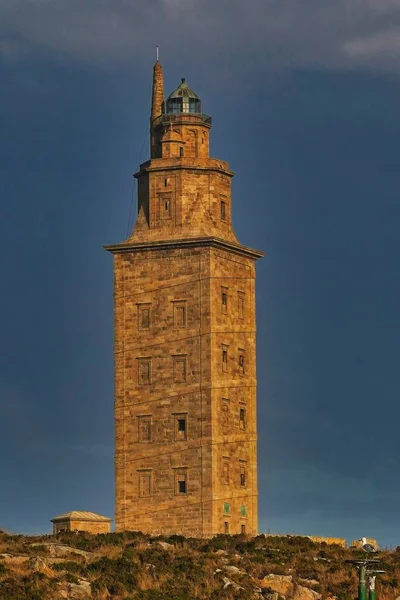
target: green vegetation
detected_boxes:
[0,530,399,599]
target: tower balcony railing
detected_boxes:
[153,113,212,128]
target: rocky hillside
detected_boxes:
[1,530,399,600]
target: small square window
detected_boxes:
[220,201,226,221]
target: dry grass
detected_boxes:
[1,531,400,599]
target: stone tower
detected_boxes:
[105,60,264,537]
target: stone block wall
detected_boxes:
[113,242,259,536]
[53,521,111,535]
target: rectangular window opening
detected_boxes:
[241,524,246,534]
[138,304,151,331]
[138,471,152,497]
[138,358,152,385]
[173,302,187,329]
[174,413,188,441]
[173,356,187,383]
[221,400,229,428]
[138,415,152,443]
[175,469,188,495]
[224,521,230,534]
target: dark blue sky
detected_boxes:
[1,0,400,546]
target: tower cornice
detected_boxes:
[134,157,234,179]
[104,236,264,260]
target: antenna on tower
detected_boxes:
[156,46,159,61]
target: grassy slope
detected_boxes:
[0,531,399,600]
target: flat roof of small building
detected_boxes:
[51,511,112,523]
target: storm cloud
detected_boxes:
[1,0,400,72]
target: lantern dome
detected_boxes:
[166,78,201,114]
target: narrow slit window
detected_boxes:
[180,147,184,157]
[159,195,172,219]
[223,461,230,485]
[239,350,245,375]
[239,407,246,430]
[238,292,245,319]
[222,401,229,427]
[222,349,228,372]
[221,287,228,313]
[220,200,226,221]
[240,463,246,487]
[224,521,230,534]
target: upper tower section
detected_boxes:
[151,73,212,160]
[122,59,246,247]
